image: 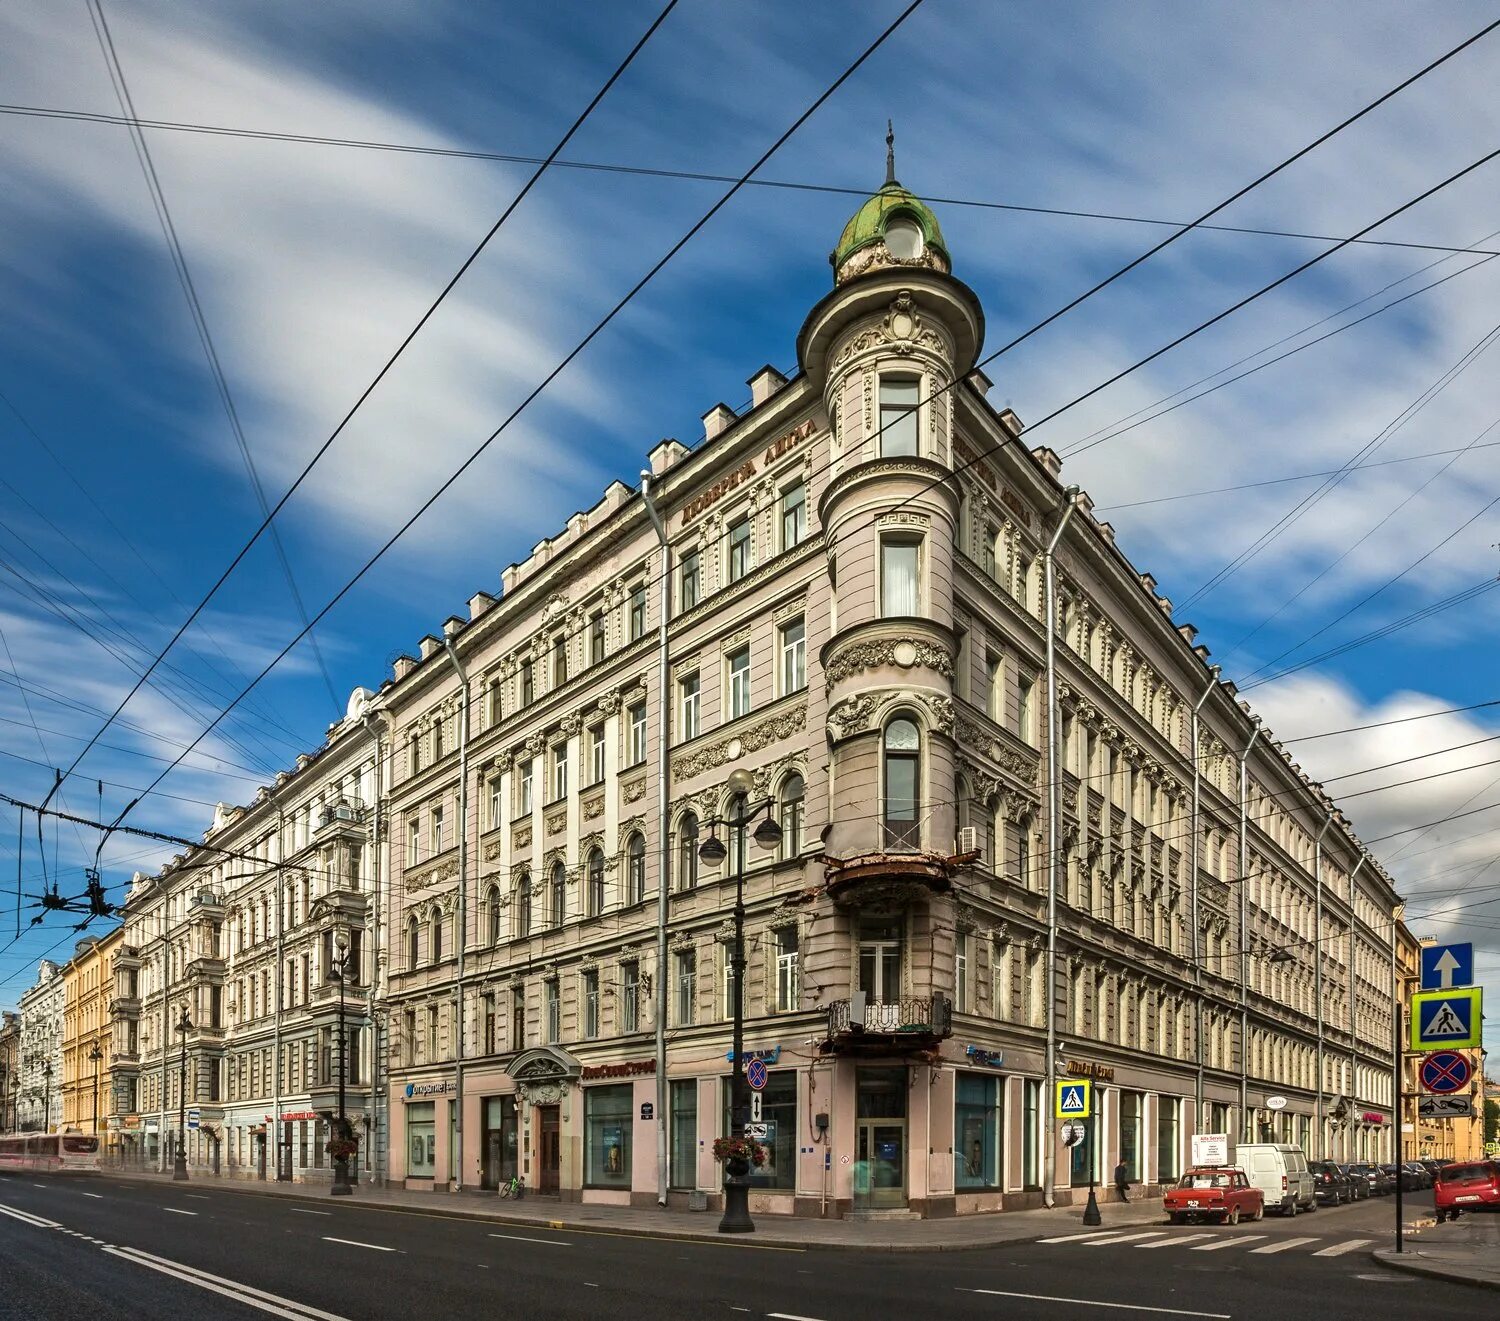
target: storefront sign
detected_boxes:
[264,1110,319,1123]
[1361,1112,1386,1126]
[1065,1059,1114,1082]
[404,1080,457,1099]
[580,1059,656,1081]
[640,1102,654,1122]
[725,1046,781,1064]
[965,1046,1004,1068]
[1191,1133,1229,1166]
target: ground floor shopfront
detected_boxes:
[384,1034,1391,1215]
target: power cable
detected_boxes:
[43,0,686,810]
[1280,699,1500,744]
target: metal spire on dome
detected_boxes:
[885,119,896,185]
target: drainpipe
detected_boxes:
[1041,485,1080,1209]
[441,627,471,1192]
[1190,665,1220,1137]
[1236,716,1262,1149]
[1345,852,1366,1162]
[362,708,388,1188]
[640,470,673,1208]
[273,800,284,1179]
[1313,816,1333,1161]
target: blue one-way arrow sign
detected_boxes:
[1420,942,1474,991]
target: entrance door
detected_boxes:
[537,1105,561,1194]
[855,1066,908,1209]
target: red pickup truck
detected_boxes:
[1163,1167,1265,1225]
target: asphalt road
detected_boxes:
[0,1173,1479,1321]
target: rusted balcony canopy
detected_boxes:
[821,850,967,908]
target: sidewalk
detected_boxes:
[98,1169,1165,1252]
[1372,1212,1500,1290]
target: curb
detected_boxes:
[1371,1248,1500,1292]
[93,1172,1163,1254]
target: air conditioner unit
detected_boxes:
[957,826,982,859]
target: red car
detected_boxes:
[1434,1161,1500,1221]
[1164,1167,1265,1225]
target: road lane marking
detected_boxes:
[81,1192,104,1199]
[487,1232,572,1246]
[1249,1236,1320,1253]
[1083,1232,1166,1245]
[106,1244,349,1320]
[1138,1233,1213,1248]
[1312,1238,1374,1257]
[0,1203,61,1228]
[290,1208,332,1216]
[1038,1231,1120,1243]
[961,1290,1229,1317]
[1190,1235,1263,1250]
[164,1207,197,1216]
[768,1314,829,1321]
[322,1236,395,1252]
[32,1183,46,1189]
[185,1194,211,1200]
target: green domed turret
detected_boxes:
[830,124,950,285]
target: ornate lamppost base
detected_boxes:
[719,1166,755,1233]
[1082,1186,1102,1226]
[172,1154,189,1182]
[331,1162,353,1196]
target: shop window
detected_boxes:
[585,1085,632,1188]
[1120,1090,1144,1183]
[407,1101,435,1178]
[669,1079,697,1190]
[955,1072,1002,1190]
[722,1070,795,1189]
[1023,1079,1041,1190]
[1157,1097,1180,1183]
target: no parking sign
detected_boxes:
[746,1057,768,1091]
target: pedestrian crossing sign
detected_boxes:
[1410,987,1482,1051]
[1056,1078,1092,1118]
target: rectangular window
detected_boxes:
[582,971,599,1040]
[726,647,751,720]
[780,482,806,550]
[589,613,606,666]
[584,1084,632,1189]
[880,538,920,616]
[679,551,700,611]
[675,949,696,1026]
[858,918,903,1003]
[669,1079,697,1190]
[518,760,533,816]
[628,584,648,642]
[406,1101,435,1178]
[722,1070,795,1190]
[774,928,799,1013]
[727,518,751,583]
[679,673,700,741]
[985,654,1001,719]
[1157,1097,1180,1183]
[408,818,421,867]
[879,377,920,456]
[588,725,606,785]
[544,981,560,1045]
[621,961,640,1034]
[628,702,648,766]
[511,988,525,1050]
[430,806,444,855]
[482,992,497,1055]
[1120,1091,1144,1182]
[980,524,997,579]
[488,778,503,830]
[955,1072,1002,1190]
[779,618,806,695]
[521,659,534,707]
[552,635,568,688]
[487,678,503,728]
[955,931,970,1014]
[1017,676,1035,744]
[551,743,568,802]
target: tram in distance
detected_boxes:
[0,1131,101,1173]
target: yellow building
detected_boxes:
[1398,928,1485,1162]
[61,930,120,1137]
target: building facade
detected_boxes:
[369,165,1405,1215]
[60,931,120,1137]
[0,1011,20,1132]
[107,694,384,1182]
[16,959,64,1133]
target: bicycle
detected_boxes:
[498,1174,524,1200]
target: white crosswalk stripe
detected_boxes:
[1249,1236,1321,1254]
[1036,1231,1118,1244]
[1082,1231,1167,1246]
[1138,1232,1214,1248]
[1191,1235,1264,1251]
[1311,1239,1373,1258]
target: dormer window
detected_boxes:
[885,215,924,260]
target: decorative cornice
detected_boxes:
[671,701,807,780]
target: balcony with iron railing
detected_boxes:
[821,992,953,1055]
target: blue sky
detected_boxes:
[0,1,1496,1063]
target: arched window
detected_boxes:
[779,774,804,859]
[514,872,531,939]
[626,833,646,905]
[677,812,699,891]
[586,848,605,917]
[882,717,920,847]
[727,792,749,872]
[549,862,567,928]
[430,910,443,964]
[486,886,502,946]
[405,919,419,971]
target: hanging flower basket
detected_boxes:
[325,1137,359,1163]
[711,1136,767,1167]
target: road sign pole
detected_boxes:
[1393,999,1403,1255]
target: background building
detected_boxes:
[60,931,119,1138]
[0,1011,19,1132]
[16,959,64,1132]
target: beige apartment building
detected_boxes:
[0,1011,20,1132]
[60,930,119,1137]
[373,163,1406,1217]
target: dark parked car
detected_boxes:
[1337,1164,1370,1200]
[1421,1159,1450,1181]
[1310,1161,1353,1205]
[1349,1163,1393,1196]
[1401,1162,1433,1190]
[1384,1163,1425,1192]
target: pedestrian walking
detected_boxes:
[1114,1160,1131,1203]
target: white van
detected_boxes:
[1236,1143,1316,1216]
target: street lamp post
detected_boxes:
[42,1060,53,1135]
[698,767,782,1235]
[0,1062,9,1133]
[88,1042,103,1144]
[173,1006,192,1181]
[330,929,353,1196]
